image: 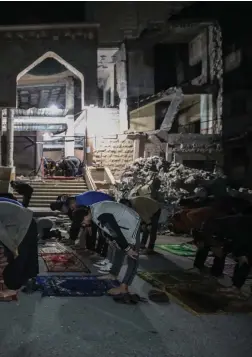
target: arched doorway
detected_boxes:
[17,51,85,109]
[0,23,97,169]
[0,23,98,108]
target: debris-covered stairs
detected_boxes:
[16,179,88,208]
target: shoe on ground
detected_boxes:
[98,262,112,274]
[187,267,201,274]
[93,259,109,268]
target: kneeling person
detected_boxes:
[10,180,33,208]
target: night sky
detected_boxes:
[1,2,252,28]
[0,2,86,25]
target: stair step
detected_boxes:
[15,178,89,208]
[31,186,87,190]
[17,196,71,200]
[30,184,87,187]
[31,187,87,191]
[30,203,53,207]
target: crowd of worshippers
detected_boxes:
[43,156,83,177]
[0,182,162,299]
[1,176,252,300]
[50,191,161,297]
[168,179,252,295]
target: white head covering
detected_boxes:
[0,201,33,255]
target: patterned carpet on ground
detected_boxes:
[40,242,68,254]
[36,275,118,297]
[39,241,90,273]
[40,252,90,273]
[138,270,252,314]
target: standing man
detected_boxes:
[50,191,114,252]
[83,200,141,296]
[10,180,33,208]
[119,197,161,254]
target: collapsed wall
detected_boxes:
[113,156,225,204]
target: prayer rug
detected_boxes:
[0,280,18,301]
[36,275,118,297]
[138,270,252,314]
[156,243,197,256]
[40,252,90,273]
[40,242,67,254]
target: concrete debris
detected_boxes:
[113,156,225,205]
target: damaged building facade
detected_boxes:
[1,3,250,185]
[124,21,223,172]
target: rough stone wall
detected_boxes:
[93,137,134,179]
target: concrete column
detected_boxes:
[116,43,128,133]
[102,82,106,107]
[133,135,146,161]
[65,77,75,157]
[165,144,173,163]
[200,94,208,134]
[119,99,128,132]
[65,117,75,157]
[110,65,115,107]
[6,108,14,167]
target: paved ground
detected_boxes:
[1,235,252,357]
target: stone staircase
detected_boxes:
[15,179,88,208]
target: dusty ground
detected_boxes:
[0,235,252,357]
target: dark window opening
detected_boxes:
[106,89,111,107]
[231,96,247,116]
[189,61,202,80]
[183,160,215,172]
[178,120,200,134]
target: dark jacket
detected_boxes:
[11,181,33,196]
[69,207,88,241]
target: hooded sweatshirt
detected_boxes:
[91,201,141,251]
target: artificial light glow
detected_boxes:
[43,132,53,141]
[48,104,58,110]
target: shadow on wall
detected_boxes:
[1,131,42,176]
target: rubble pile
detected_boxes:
[113,156,225,204]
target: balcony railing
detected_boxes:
[2,108,69,117]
